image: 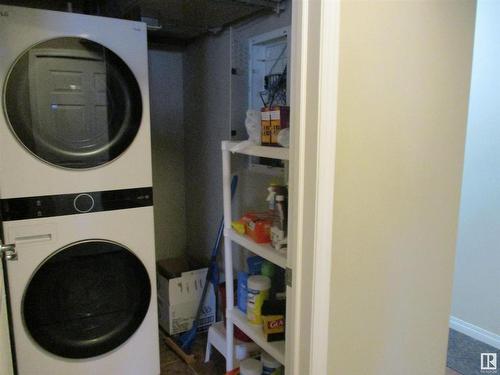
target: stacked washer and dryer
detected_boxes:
[0,6,160,375]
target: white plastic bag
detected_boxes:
[245,109,261,144]
[277,128,289,148]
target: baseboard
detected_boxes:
[450,316,500,350]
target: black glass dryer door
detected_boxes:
[4,37,142,169]
[23,241,151,359]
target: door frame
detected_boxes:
[286,0,341,373]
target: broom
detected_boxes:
[178,174,238,352]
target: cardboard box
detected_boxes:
[157,257,216,335]
[261,108,272,145]
[261,106,289,146]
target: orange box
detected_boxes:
[241,213,272,244]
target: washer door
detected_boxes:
[22,240,151,359]
[4,37,142,169]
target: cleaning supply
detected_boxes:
[275,194,287,229]
[239,358,262,375]
[268,267,286,301]
[260,260,275,279]
[261,299,286,342]
[266,184,287,211]
[266,184,288,251]
[237,271,248,313]
[242,213,272,243]
[271,193,287,251]
[246,275,271,325]
[231,219,246,235]
[261,351,283,375]
[247,256,264,276]
[178,175,238,352]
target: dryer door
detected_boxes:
[22,240,151,359]
[4,37,142,169]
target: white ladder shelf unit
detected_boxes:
[221,140,289,371]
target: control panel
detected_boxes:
[0,187,153,221]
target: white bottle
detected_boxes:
[240,358,263,375]
[246,275,271,325]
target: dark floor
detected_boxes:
[159,328,493,374]
[159,331,226,375]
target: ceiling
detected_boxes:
[0,0,285,43]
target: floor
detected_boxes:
[159,331,464,375]
[447,328,499,375]
[159,331,226,375]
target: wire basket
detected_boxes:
[260,66,287,107]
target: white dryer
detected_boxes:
[0,5,153,199]
[0,191,159,374]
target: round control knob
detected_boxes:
[73,194,95,213]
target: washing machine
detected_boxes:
[0,190,160,374]
[0,5,153,199]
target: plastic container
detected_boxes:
[237,271,249,313]
[245,109,261,144]
[247,255,263,276]
[261,351,283,375]
[247,275,271,325]
[270,193,287,251]
[266,184,287,211]
[274,195,287,233]
[240,358,263,375]
[261,260,275,279]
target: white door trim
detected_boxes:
[309,0,341,373]
[286,0,341,373]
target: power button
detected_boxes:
[73,194,95,213]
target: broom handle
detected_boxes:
[193,175,238,328]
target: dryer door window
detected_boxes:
[22,240,151,359]
[4,37,142,169]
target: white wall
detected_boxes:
[451,0,500,343]
[183,7,291,262]
[149,49,186,260]
[327,1,476,374]
[183,31,232,262]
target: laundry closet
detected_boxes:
[0,1,293,374]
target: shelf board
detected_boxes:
[222,141,289,160]
[230,308,286,365]
[228,229,287,269]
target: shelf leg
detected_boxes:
[222,147,235,371]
